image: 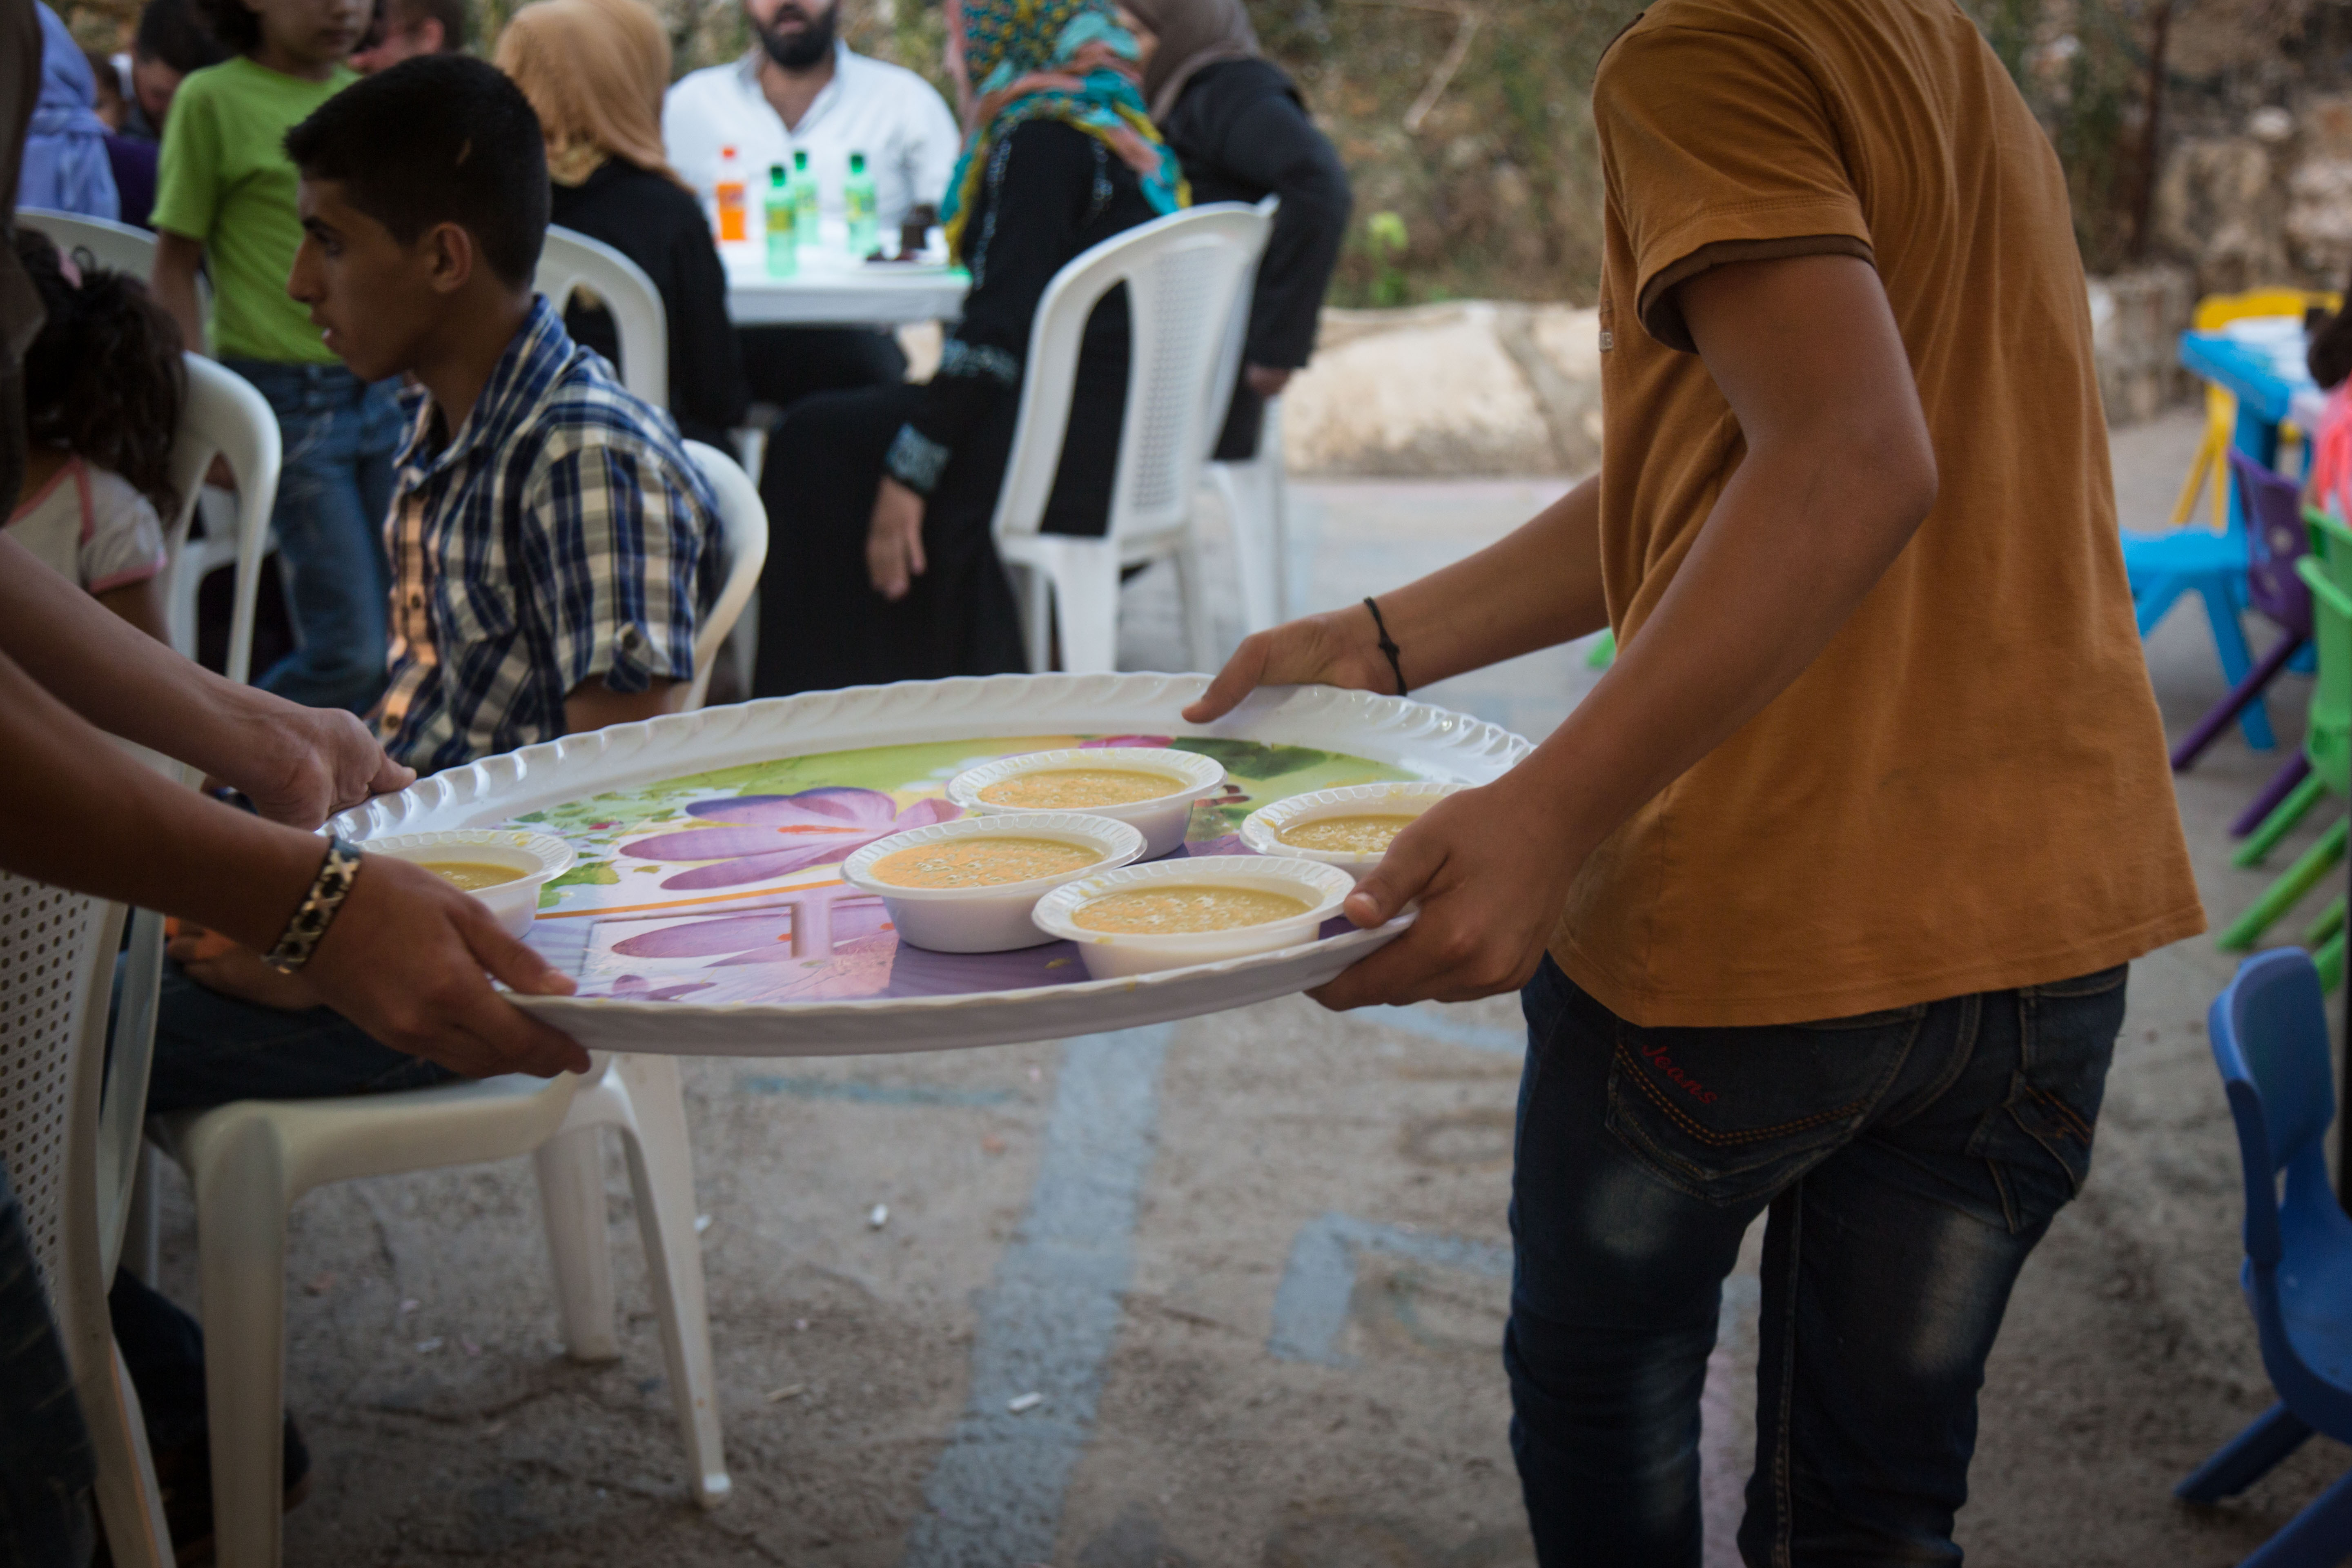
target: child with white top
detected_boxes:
[6,229,178,643]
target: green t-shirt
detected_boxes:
[150,57,356,365]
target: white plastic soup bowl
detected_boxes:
[1029,855,1357,979]
[365,829,575,938]
[946,747,1226,860]
[842,813,1147,953]
[1239,781,1468,882]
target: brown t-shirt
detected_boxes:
[1550,0,2203,1027]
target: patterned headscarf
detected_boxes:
[939,0,1185,257]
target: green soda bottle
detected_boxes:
[791,148,819,254]
[764,163,797,276]
[844,151,879,258]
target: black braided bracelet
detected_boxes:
[262,836,364,974]
[1363,596,1408,699]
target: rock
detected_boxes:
[1282,301,1566,475]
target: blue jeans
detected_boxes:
[0,1160,96,1568]
[1508,956,2125,1566]
[221,360,403,714]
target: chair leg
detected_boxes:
[2220,817,2349,950]
[610,1055,728,1508]
[2317,927,2346,993]
[2240,1463,2352,1568]
[2237,774,2332,869]
[534,1126,619,1363]
[1214,465,1279,635]
[1049,550,1122,675]
[1011,564,1053,675]
[2175,633,2307,771]
[191,1123,293,1568]
[123,1143,161,1287]
[2237,755,2316,839]
[1174,531,1217,673]
[76,1339,174,1568]
[2200,585,2278,751]
[2177,1402,2314,1501]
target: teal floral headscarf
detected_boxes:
[939,0,1187,256]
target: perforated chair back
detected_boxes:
[993,202,1273,550]
[165,356,281,684]
[538,227,668,409]
[2231,449,2315,636]
[17,206,156,279]
[679,441,768,711]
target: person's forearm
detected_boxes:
[0,536,292,782]
[0,648,320,950]
[1352,473,1609,688]
[1511,426,1933,852]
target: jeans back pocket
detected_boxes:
[1605,1007,1922,1206]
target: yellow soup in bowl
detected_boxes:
[1072,885,1311,934]
[980,768,1184,811]
[869,837,1102,890]
[1278,814,1419,855]
[421,860,526,891]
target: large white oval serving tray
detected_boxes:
[326,672,1532,1055]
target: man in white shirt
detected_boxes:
[664,0,962,413]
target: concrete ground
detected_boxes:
[137,408,2352,1566]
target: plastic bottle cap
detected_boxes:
[794,149,808,168]
[771,164,786,181]
[850,152,866,172]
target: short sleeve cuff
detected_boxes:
[581,617,692,695]
[1635,212,1874,353]
[885,423,951,496]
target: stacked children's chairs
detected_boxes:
[2221,499,2352,989]
[2181,949,2352,1566]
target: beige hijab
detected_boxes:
[1124,0,1260,122]
[495,0,684,188]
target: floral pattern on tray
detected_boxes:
[506,734,1417,1005]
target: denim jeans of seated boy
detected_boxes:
[0,1159,98,1568]
[221,361,404,715]
[1508,954,2125,1568]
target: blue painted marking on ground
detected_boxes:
[1268,1213,1512,1367]
[1361,1003,1526,1056]
[734,1074,1016,1108]
[901,1025,1172,1567]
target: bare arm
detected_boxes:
[1184,474,1606,719]
[1216,253,1938,1008]
[564,677,684,735]
[95,577,172,645]
[0,535,404,822]
[0,643,587,1075]
[151,229,207,357]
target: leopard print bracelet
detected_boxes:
[262,836,364,974]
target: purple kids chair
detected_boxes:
[2174,451,2314,829]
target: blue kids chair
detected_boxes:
[2177,949,2352,1564]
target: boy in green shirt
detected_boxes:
[151,0,401,714]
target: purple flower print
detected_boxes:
[608,890,893,967]
[1082,735,1172,749]
[621,787,960,889]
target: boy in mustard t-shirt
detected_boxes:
[1185,0,2203,1560]
[150,0,400,714]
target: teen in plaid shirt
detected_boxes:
[112,58,723,1547]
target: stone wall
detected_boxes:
[1277,268,2192,477]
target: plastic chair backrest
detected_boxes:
[2230,449,2314,633]
[537,227,668,409]
[17,206,156,280]
[165,356,282,684]
[1204,195,1281,458]
[993,202,1274,547]
[678,441,768,712]
[0,873,128,1321]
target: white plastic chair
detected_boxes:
[140,442,761,1568]
[1209,395,1290,634]
[16,205,158,278]
[0,872,174,1568]
[537,226,668,408]
[13,218,274,682]
[993,201,1274,674]
[163,356,281,684]
[680,440,769,711]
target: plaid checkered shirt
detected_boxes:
[375,296,721,775]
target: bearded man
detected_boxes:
[664,0,960,410]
